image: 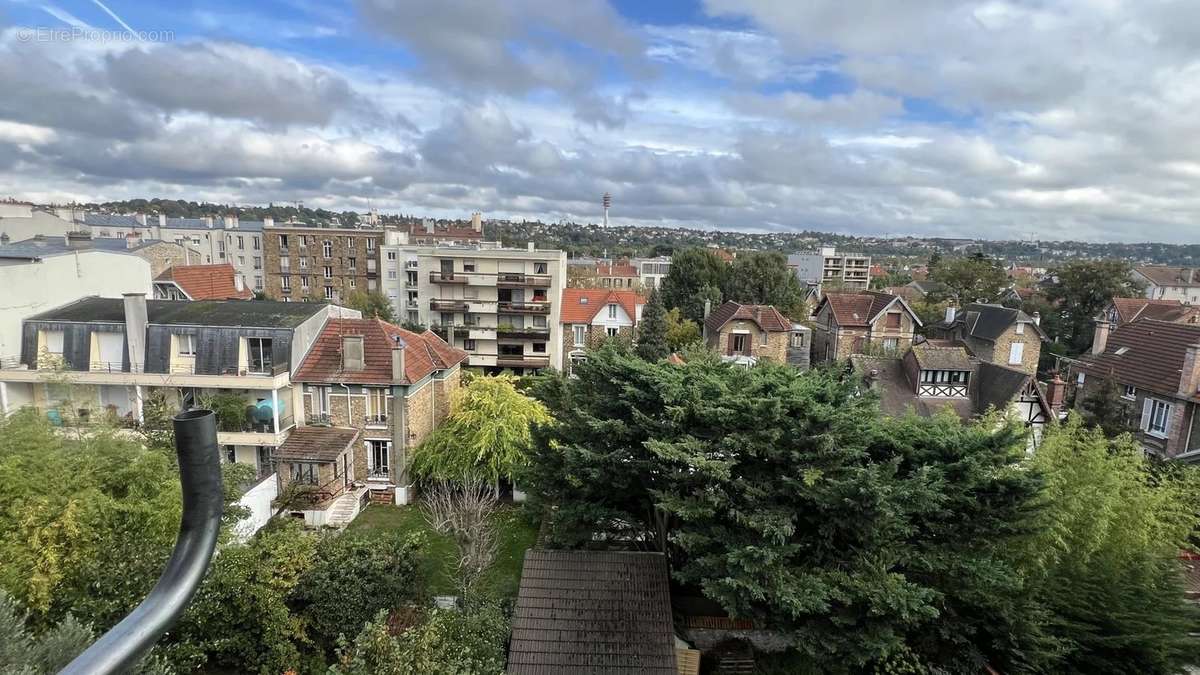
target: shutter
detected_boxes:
[1140,398,1152,431]
[727,333,735,355]
[1163,403,1174,437]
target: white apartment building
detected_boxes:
[633,256,672,289]
[788,246,871,291]
[380,232,567,373]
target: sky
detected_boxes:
[2,1,1200,243]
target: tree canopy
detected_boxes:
[664,307,701,351]
[345,290,397,322]
[1044,259,1145,353]
[659,247,729,322]
[723,250,807,316]
[634,289,669,361]
[928,252,1008,303]
[409,375,552,484]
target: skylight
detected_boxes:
[1114,346,1130,355]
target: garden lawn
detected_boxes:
[344,504,538,600]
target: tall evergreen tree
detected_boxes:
[722,250,806,316]
[635,289,669,361]
[660,248,729,322]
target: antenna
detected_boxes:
[602,192,611,228]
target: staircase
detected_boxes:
[325,487,369,529]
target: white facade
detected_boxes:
[0,203,74,243]
[788,246,871,291]
[0,249,152,360]
[633,256,672,289]
[1134,269,1200,305]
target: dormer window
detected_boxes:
[579,297,588,304]
[917,369,969,398]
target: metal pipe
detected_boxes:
[60,409,223,675]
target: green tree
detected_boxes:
[409,375,552,484]
[928,252,1008,303]
[1018,419,1200,673]
[1019,294,1063,344]
[1078,378,1138,438]
[330,604,509,675]
[0,590,169,675]
[345,290,397,322]
[1045,259,1145,354]
[722,250,806,317]
[526,348,1042,671]
[635,289,669,361]
[292,532,426,651]
[660,248,729,322]
[664,307,701,351]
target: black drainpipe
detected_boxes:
[60,409,222,675]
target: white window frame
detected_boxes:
[608,303,618,319]
[1143,398,1172,438]
[177,334,196,356]
[573,325,586,346]
[1008,342,1024,365]
[606,327,619,337]
[1122,385,1136,400]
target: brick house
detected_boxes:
[560,289,645,371]
[926,303,1046,374]
[263,224,383,303]
[293,318,467,505]
[153,264,255,301]
[1102,297,1200,327]
[1072,318,1200,458]
[703,301,798,364]
[811,291,921,363]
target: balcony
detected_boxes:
[496,273,551,287]
[308,412,332,426]
[364,413,389,428]
[432,323,496,340]
[429,271,469,284]
[498,301,550,315]
[430,299,469,312]
[496,325,551,340]
[495,355,551,369]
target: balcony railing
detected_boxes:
[308,412,332,426]
[430,299,470,312]
[497,301,551,314]
[496,273,551,287]
[216,413,295,435]
[429,271,468,284]
[364,413,389,427]
[495,354,551,369]
[496,325,550,339]
[0,355,21,370]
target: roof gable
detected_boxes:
[1078,319,1200,398]
[560,288,645,324]
[155,264,253,300]
[294,318,467,385]
[704,301,791,334]
[819,291,918,328]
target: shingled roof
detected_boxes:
[294,318,467,385]
[819,291,916,328]
[1136,266,1200,288]
[508,550,677,674]
[155,264,253,300]
[1076,319,1200,399]
[560,289,645,324]
[274,426,359,463]
[938,303,1047,341]
[1107,297,1200,326]
[704,301,791,334]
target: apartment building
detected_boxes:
[397,213,485,246]
[635,256,672,289]
[379,237,567,373]
[788,246,871,291]
[263,223,383,303]
[1133,266,1200,304]
[292,318,467,507]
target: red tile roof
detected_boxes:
[1076,319,1200,399]
[560,288,645,324]
[155,264,253,300]
[821,291,907,327]
[704,301,791,334]
[1109,297,1200,326]
[295,318,467,385]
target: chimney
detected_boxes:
[471,212,482,233]
[65,231,93,249]
[201,216,214,228]
[1032,311,1041,326]
[134,212,147,226]
[1179,345,1200,397]
[1091,319,1110,355]
[944,304,957,323]
[158,213,166,228]
[1046,374,1067,415]
[263,216,274,228]
[703,299,712,319]
[123,293,148,372]
[391,336,406,382]
[527,242,535,251]
[224,214,239,229]
[424,219,434,234]
[125,232,140,249]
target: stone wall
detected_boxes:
[984,327,1041,374]
[263,228,381,301]
[403,379,436,449]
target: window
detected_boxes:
[367,259,377,272]
[255,276,263,290]
[348,256,357,272]
[323,240,332,258]
[534,262,547,274]
[533,315,547,328]
[463,260,476,272]
[608,303,618,319]
[301,275,310,289]
[279,234,289,248]
[606,327,619,337]
[731,334,748,353]
[367,440,390,477]
[1122,385,1136,400]
[1144,398,1172,437]
[366,238,376,251]
[463,339,477,351]
[299,235,308,248]
[386,251,397,261]
[348,278,356,289]
[883,337,898,352]
[191,236,201,246]
[224,446,236,463]
[790,332,806,348]
[366,388,389,423]
[325,286,334,300]
[299,257,308,270]
[238,256,245,266]
[346,237,354,252]
[253,236,259,250]
[246,337,272,374]
[1076,372,1086,385]
[388,270,397,280]
[217,240,225,253]
[237,235,244,250]
[253,256,261,269]
[1008,342,1024,365]
[177,334,196,356]
[43,330,64,355]
[291,462,317,485]
[281,275,291,291]
[885,312,901,329]
[324,266,333,279]
[573,325,586,346]
[760,329,768,345]
[280,256,290,271]
[532,342,546,353]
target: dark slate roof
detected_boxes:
[0,236,143,260]
[1076,319,1200,398]
[910,341,973,371]
[938,303,1047,341]
[274,426,359,462]
[974,362,1035,414]
[704,301,791,334]
[852,355,975,419]
[81,213,139,227]
[1136,266,1200,288]
[28,296,325,328]
[508,550,677,674]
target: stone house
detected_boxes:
[811,291,921,364]
[560,288,645,372]
[703,301,798,365]
[1072,318,1200,458]
[926,303,1046,374]
[292,317,467,505]
[263,224,383,303]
